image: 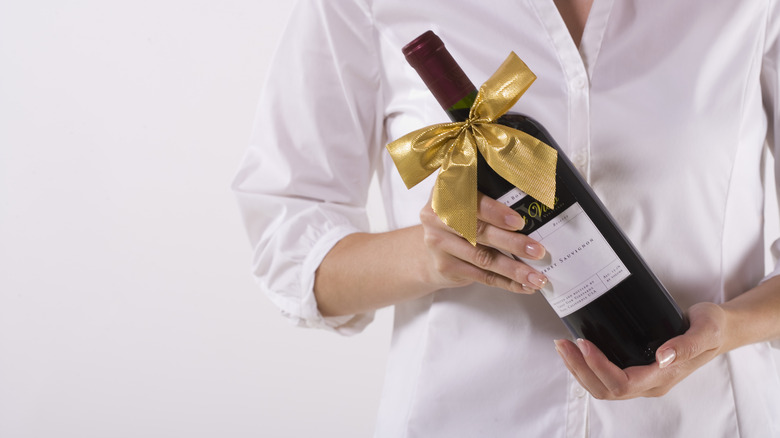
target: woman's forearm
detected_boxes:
[313,226,439,317]
[720,275,780,352]
[314,195,549,317]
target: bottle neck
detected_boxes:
[403,31,478,119]
[444,89,478,122]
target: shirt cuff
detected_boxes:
[267,225,375,336]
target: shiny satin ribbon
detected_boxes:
[386,52,558,245]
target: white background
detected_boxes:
[0,2,392,437]
[3,2,780,438]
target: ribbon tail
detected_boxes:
[475,125,558,209]
[386,123,463,189]
[431,135,479,246]
[471,53,537,123]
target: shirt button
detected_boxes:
[574,386,587,398]
[571,152,587,167]
[573,77,587,89]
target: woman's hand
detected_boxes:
[553,302,727,399]
[314,191,549,317]
[419,191,549,294]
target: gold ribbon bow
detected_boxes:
[386,52,558,245]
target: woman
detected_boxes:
[233,0,780,435]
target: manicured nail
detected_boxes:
[527,272,548,288]
[657,348,676,369]
[525,242,545,258]
[576,338,589,356]
[505,214,525,230]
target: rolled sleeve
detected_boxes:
[233,0,383,335]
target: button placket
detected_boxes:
[566,372,589,438]
[568,73,591,181]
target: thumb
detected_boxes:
[656,332,705,369]
[656,328,708,369]
[655,303,724,369]
[655,303,725,368]
[656,334,707,369]
[655,344,678,369]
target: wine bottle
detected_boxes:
[402,30,688,368]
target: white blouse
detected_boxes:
[233,0,780,436]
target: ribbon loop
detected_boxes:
[386,52,558,245]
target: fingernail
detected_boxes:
[657,348,676,369]
[527,272,548,288]
[525,242,545,258]
[576,338,589,357]
[505,214,525,230]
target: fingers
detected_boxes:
[554,304,728,400]
[575,338,636,398]
[431,231,547,293]
[431,248,536,294]
[474,194,545,258]
[554,339,608,395]
[420,193,548,293]
[555,338,661,400]
[477,220,546,259]
[475,191,527,232]
[555,339,615,399]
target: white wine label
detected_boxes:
[525,203,630,317]
[496,187,528,207]
[498,187,631,318]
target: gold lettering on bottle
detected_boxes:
[527,196,560,219]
